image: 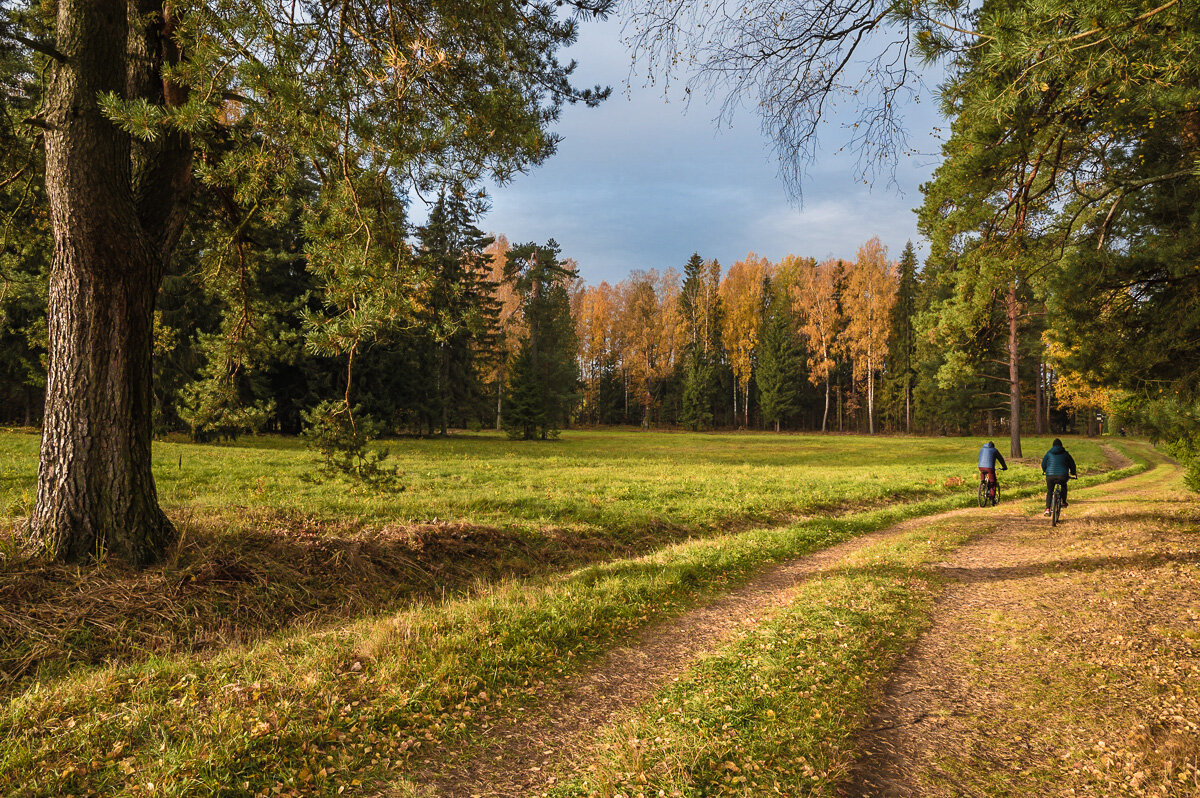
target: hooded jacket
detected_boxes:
[977,442,1007,470]
[1041,443,1077,478]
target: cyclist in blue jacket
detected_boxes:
[1041,438,1077,515]
[977,441,1007,500]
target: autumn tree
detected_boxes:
[791,258,841,432]
[618,269,681,427]
[573,280,624,424]
[719,254,769,427]
[842,238,897,434]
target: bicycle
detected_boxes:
[1048,475,1077,527]
[977,473,1000,507]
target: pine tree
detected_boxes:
[502,241,581,439]
[5,0,612,565]
[757,283,805,432]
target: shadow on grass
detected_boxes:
[932,549,1200,584]
[0,513,723,699]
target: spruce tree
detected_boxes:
[415,187,500,434]
[502,241,580,439]
[757,286,805,432]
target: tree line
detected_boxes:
[2,202,1113,442]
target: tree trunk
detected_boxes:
[821,379,829,432]
[1006,282,1023,458]
[29,0,190,567]
[495,360,504,430]
[1034,360,1044,435]
[867,357,875,435]
[905,374,911,434]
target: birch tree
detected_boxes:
[843,237,897,434]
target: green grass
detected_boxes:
[1,430,1113,534]
[0,430,1141,797]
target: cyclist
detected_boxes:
[977,440,1007,500]
[1041,438,1077,516]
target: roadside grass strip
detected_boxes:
[545,521,980,798]
[0,444,1153,796]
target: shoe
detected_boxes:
[1043,509,1052,516]
[1061,502,1069,507]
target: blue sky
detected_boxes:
[479,16,948,285]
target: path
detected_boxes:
[403,507,985,796]
[841,446,1200,796]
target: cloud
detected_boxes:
[478,16,944,284]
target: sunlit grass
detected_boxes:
[1,429,1114,535]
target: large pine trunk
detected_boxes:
[31,243,175,565]
[29,0,190,567]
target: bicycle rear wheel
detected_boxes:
[978,480,989,507]
[1051,484,1062,526]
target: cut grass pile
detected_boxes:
[0,431,1141,796]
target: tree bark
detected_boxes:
[1034,360,1045,435]
[821,378,829,432]
[29,0,190,567]
[1007,282,1023,458]
[867,355,875,435]
[904,373,911,434]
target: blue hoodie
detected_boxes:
[1041,443,1077,477]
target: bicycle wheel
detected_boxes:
[1051,484,1062,526]
[977,480,989,507]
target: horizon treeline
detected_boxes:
[0,183,1102,439]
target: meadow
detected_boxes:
[1,429,1103,535]
[0,429,1129,796]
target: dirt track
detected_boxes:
[399,445,1200,797]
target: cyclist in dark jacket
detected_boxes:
[1041,438,1077,515]
[977,441,1007,500]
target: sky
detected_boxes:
[477,16,949,286]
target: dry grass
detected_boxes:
[0,511,703,699]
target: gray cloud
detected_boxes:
[479,17,946,283]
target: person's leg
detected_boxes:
[980,467,996,497]
[1045,477,1055,511]
[1061,477,1069,506]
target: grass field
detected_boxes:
[1,429,1108,533]
[0,429,1130,797]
